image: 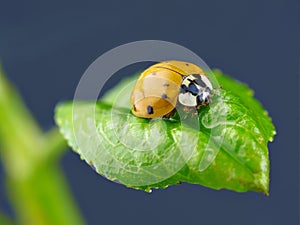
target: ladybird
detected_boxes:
[130,60,213,118]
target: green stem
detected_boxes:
[6,161,85,225]
[0,65,86,225]
[43,127,69,162]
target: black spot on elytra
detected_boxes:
[185,63,189,66]
[133,104,136,111]
[163,83,170,87]
[161,93,168,99]
[147,105,154,114]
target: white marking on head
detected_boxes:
[200,74,213,89]
[181,77,190,86]
[178,92,197,107]
[202,91,210,99]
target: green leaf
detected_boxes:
[55,70,275,194]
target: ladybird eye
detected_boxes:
[196,94,204,105]
[204,97,210,104]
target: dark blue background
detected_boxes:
[0,1,299,224]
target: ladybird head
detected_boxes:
[178,74,213,108]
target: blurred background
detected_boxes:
[0,0,299,224]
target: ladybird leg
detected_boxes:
[183,106,198,115]
[183,106,190,113]
[191,109,198,117]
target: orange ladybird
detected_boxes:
[130,60,212,118]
